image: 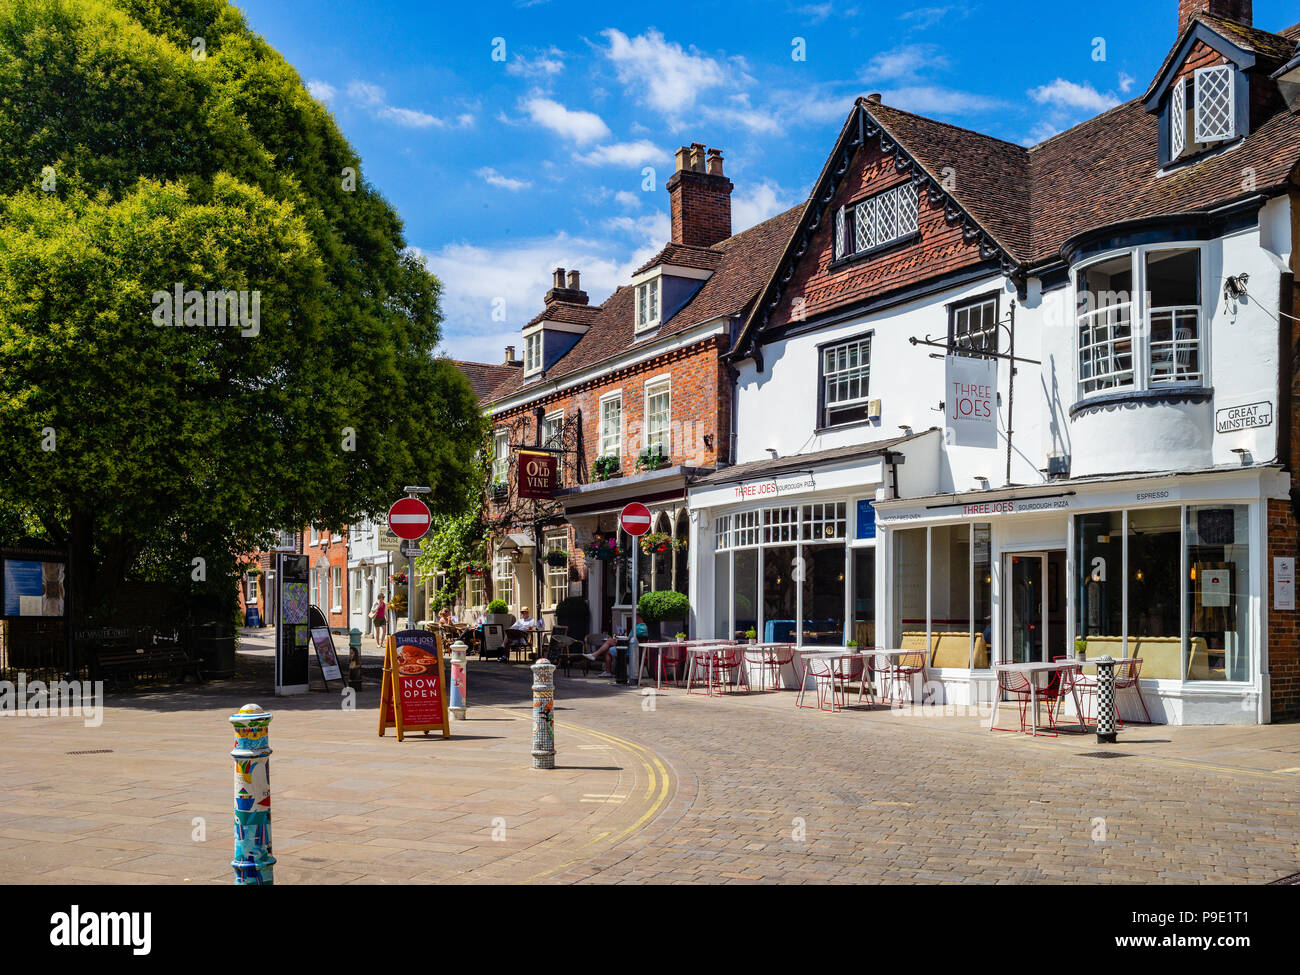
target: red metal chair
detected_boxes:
[883,650,927,705]
[858,649,886,704]
[1039,661,1085,733]
[711,643,747,694]
[656,642,688,689]
[1114,658,1152,725]
[990,668,1037,733]
[752,643,795,692]
[797,654,864,713]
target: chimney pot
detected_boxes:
[553,267,565,288]
[689,143,706,172]
[866,92,882,105]
[675,146,691,172]
[505,345,516,365]
[566,269,580,291]
[706,148,724,176]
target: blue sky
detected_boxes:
[234,0,1297,363]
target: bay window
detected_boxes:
[1076,244,1203,399]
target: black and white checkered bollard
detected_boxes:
[1095,655,1117,744]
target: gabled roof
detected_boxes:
[451,359,522,402]
[524,301,600,330]
[734,15,1300,360]
[1144,13,1294,107]
[484,203,804,406]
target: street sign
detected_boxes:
[620,502,652,537]
[400,540,423,558]
[387,497,431,540]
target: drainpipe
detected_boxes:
[1279,271,1296,514]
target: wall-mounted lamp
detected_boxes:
[1223,273,1250,303]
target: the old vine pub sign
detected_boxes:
[517,449,558,500]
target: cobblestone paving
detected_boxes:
[468,666,1300,885]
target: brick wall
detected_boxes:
[1271,280,1300,720]
[668,170,733,248]
[768,142,989,329]
[302,527,349,629]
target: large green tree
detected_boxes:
[0,0,484,617]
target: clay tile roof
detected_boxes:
[485,204,805,405]
[524,301,601,330]
[1199,13,1296,62]
[865,102,1032,260]
[451,359,522,403]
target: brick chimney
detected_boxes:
[543,266,588,306]
[504,345,519,366]
[1179,0,1251,35]
[666,142,733,248]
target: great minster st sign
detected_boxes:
[1215,401,1272,433]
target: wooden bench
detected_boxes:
[93,644,205,690]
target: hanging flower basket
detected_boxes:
[639,531,682,555]
[583,535,626,561]
[544,549,569,568]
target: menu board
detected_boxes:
[309,626,344,686]
[378,629,449,740]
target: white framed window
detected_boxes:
[351,569,363,610]
[491,428,509,484]
[819,335,872,427]
[834,183,919,261]
[544,533,568,610]
[802,502,847,541]
[309,526,319,546]
[1193,65,1233,144]
[644,379,671,454]
[1170,76,1187,160]
[493,551,514,609]
[467,571,485,610]
[600,393,622,459]
[246,575,259,602]
[1076,244,1204,399]
[331,566,343,611]
[524,330,542,375]
[950,294,999,355]
[541,410,564,447]
[635,278,660,332]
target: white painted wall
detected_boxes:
[736,213,1291,492]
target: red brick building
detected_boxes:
[477,144,801,637]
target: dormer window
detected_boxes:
[635,278,660,333]
[523,330,542,376]
[833,183,919,262]
[1168,65,1235,163]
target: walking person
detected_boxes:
[370,592,388,648]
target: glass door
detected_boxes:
[1007,553,1044,663]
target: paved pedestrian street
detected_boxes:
[0,651,1296,885]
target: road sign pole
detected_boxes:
[629,548,639,686]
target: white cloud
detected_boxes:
[701,93,781,134]
[863,43,947,82]
[798,2,834,23]
[601,28,736,117]
[898,6,959,30]
[579,140,670,167]
[878,86,1006,115]
[1029,79,1120,114]
[731,180,801,234]
[477,167,533,191]
[306,80,336,102]
[506,48,565,78]
[521,95,611,144]
[1118,71,1136,95]
[342,80,469,129]
[614,190,642,208]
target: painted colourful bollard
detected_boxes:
[1095,656,1118,744]
[348,627,363,691]
[230,703,275,885]
[449,639,468,720]
[531,657,556,770]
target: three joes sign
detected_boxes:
[944,354,997,449]
[517,450,558,499]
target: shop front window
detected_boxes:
[801,543,846,646]
[892,528,927,648]
[1187,505,1250,681]
[1127,507,1182,678]
[763,545,798,643]
[733,549,758,640]
[714,551,730,639]
[1075,511,1124,644]
[973,524,992,668]
[930,525,973,668]
[853,548,876,649]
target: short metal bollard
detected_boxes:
[230,703,275,885]
[531,657,557,770]
[449,639,468,720]
[1095,655,1118,744]
[348,628,363,691]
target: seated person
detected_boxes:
[437,607,456,628]
[510,607,544,631]
[457,610,485,645]
[585,627,623,678]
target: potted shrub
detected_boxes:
[592,455,621,481]
[674,631,687,642]
[637,590,689,642]
[544,549,569,568]
[1074,636,1088,660]
[554,596,591,639]
[486,598,511,626]
[744,628,757,644]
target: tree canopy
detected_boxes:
[0,0,484,615]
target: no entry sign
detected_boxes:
[620,502,652,537]
[387,497,431,540]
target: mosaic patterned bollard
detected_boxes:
[1095,656,1118,745]
[230,703,275,885]
[531,657,557,770]
[449,640,468,720]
